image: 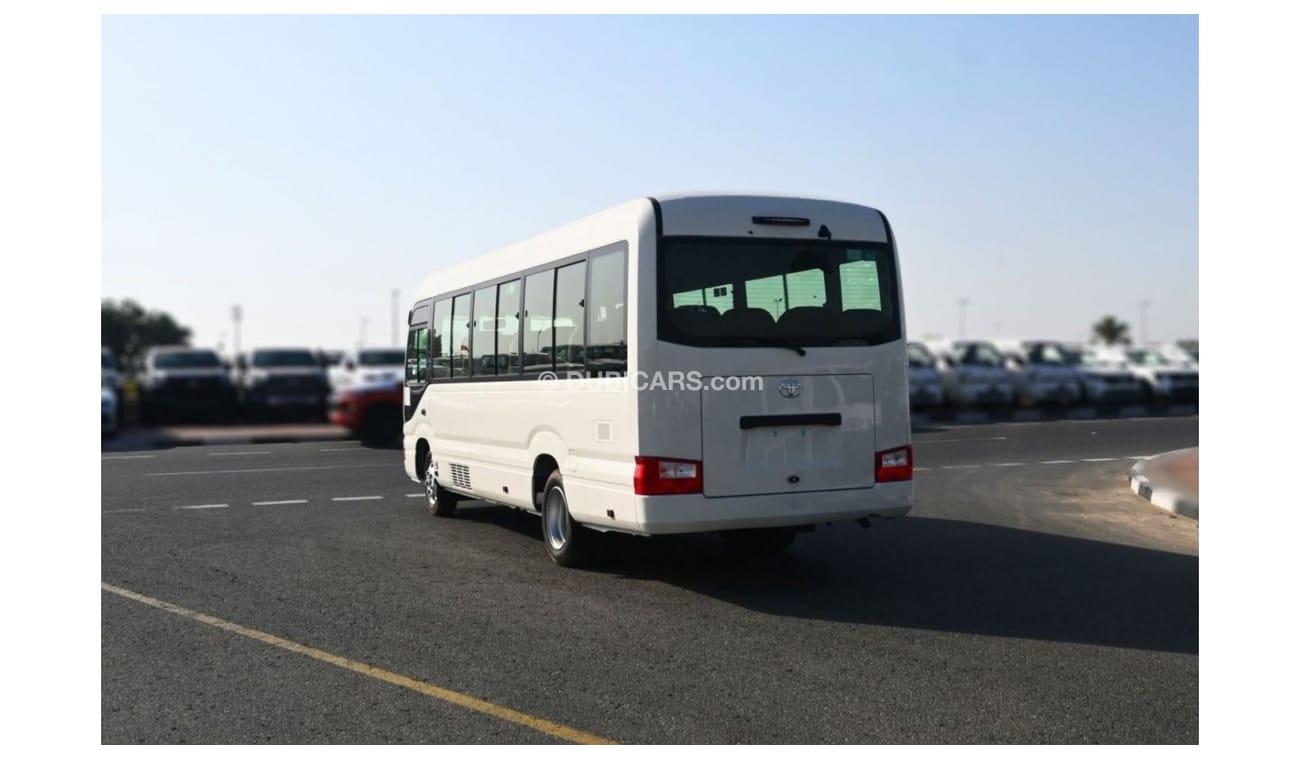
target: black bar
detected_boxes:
[739,413,841,430]
[751,216,810,227]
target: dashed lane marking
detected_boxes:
[173,503,229,510]
[102,455,156,460]
[100,583,616,745]
[915,436,1009,443]
[208,451,271,457]
[332,496,383,502]
[145,464,390,477]
[252,499,308,506]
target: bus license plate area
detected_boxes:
[701,373,875,497]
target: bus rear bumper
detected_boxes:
[635,482,914,535]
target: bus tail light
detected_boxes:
[875,445,913,482]
[634,456,703,495]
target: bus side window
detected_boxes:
[587,248,627,376]
[430,299,450,379]
[497,279,522,375]
[450,293,471,377]
[523,269,555,374]
[554,261,587,376]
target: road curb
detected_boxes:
[1128,449,1199,520]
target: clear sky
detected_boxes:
[102,14,1197,352]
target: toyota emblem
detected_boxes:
[778,379,802,399]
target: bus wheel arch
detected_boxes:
[532,454,559,510]
[415,438,431,480]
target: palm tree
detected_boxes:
[1092,315,1132,346]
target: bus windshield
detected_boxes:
[657,237,901,349]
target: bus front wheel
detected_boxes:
[425,467,459,517]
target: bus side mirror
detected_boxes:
[345,360,356,371]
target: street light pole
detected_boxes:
[391,289,400,347]
[957,298,970,339]
[1139,300,1152,346]
[231,305,242,358]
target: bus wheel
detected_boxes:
[541,471,592,567]
[424,467,458,517]
[720,527,797,557]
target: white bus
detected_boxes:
[403,193,913,566]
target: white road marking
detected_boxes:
[994,462,1026,467]
[320,447,362,452]
[1039,460,1075,464]
[1081,457,1118,462]
[913,467,932,472]
[940,465,980,470]
[103,508,148,514]
[208,451,271,457]
[333,495,383,502]
[146,464,390,477]
[406,493,424,498]
[253,499,308,506]
[102,455,156,460]
[916,436,1009,444]
[174,503,229,510]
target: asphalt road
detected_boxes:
[102,416,1199,744]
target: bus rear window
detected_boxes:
[658,237,901,348]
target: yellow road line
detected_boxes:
[101,582,616,745]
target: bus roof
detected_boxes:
[413,193,889,304]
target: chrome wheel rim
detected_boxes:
[544,488,569,551]
[425,468,437,507]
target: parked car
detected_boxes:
[329,378,403,445]
[101,385,118,437]
[907,342,946,408]
[998,340,1084,407]
[234,348,331,420]
[1073,347,1155,404]
[328,348,406,392]
[1156,342,1199,368]
[137,346,238,423]
[101,347,123,395]
[1123,347,1199,403]
[933,340,1016,408]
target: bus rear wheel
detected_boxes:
[541,471,594,567]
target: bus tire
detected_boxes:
[424,466,458,517]
[541,470,593,567]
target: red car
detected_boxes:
[329,379,403,445]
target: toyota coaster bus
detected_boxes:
[403,193,913,566]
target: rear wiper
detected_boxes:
[741,336,806,356]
